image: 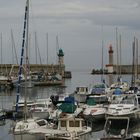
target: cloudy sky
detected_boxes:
[0,0,140,72]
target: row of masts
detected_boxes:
[0,33,62,66]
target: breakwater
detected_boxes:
[0,64,71,78]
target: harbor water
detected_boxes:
[0,71,133,140]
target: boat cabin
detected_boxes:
[75,86,88,94]
[58,117,85,132]
[45,117,88,140]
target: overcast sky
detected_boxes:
[0,0,140,72]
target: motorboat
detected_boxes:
[30,98,53,119]
[57,96,83,119]
[106,94,140,119]
[109,81,130,94]
[73,86,89,103]
[12,118,53,140]
[82,95,107,122]
[88,82,109,103]
[89,82,109,94]
[0,74,13,89]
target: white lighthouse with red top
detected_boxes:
[106,44,114,73]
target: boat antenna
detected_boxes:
[15,0,29,113]
[131,37,135,87]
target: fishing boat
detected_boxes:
[45,117,91,140]
[106,94,140,119]
[28,116,91,140]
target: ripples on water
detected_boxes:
[0,72,133,140]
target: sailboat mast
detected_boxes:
[101,26,104,83]
[46,33,49,65]
[119,34,122,78]
[0,33,2,73]
[56,35,59,64]
[131,37,136,87]
[24,0,29,121]
[136,38,138,79]
[116,27,119,78]
[15,0,28,112]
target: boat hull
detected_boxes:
[13,133,44,140]
[83,113,105,122]
[74,94,87,103]
[45,133,90,140]
[106,110,140,120]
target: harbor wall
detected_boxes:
[0,64,66,77]
[113,65,140,74]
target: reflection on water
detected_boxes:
[0,72,135,140]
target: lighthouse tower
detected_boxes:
[106,44,114,73]
[57,48,64,65]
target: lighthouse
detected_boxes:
[106,44,114,73]
[57,48,64,65]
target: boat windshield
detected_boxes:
[93,84,106,89]
[120,95,137,105]
[120,98,134,104]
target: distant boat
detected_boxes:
[0,109,6,125]
[33,72,63,86]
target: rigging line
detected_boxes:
[11,29,18,65]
